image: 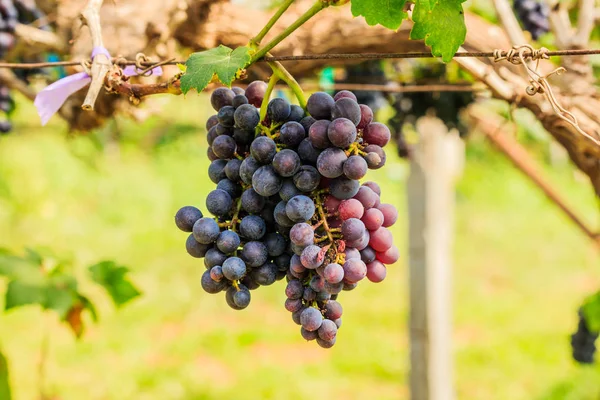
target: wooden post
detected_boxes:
[408,116,464,400]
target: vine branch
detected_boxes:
[80,0,111,111]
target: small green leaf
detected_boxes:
[89,261,141,307]
[79,295,98,322]
[582,292,600,333]
[410,0,467,63]
[351,0,408,30]
[5,280,45,311]
[43,275,79,319]
[180,45,251,94]
[0,349,11,400]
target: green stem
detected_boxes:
[251,0,328,63]
[258,74,279,134]
[249,0,296,47]
[268,60,307,109]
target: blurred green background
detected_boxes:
[0,92,598,400]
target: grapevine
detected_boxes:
[175,85,399,347]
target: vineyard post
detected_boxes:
[408,116,464,400]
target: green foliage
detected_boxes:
[0,350,10,400]
[351,0,467,62]
[350,0,407,30]
[0,249,140,337]
[582,291,600,333]
[410,0,467,63]
[89,261,141,307]
[180,46,252,94]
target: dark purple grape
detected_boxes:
[251,263,278,285]
[252,165,282,197]
[239,215,267,240]
[290,222,314,247]
[239,156,260,184]
[217,178,242,198]
[206,189,233,217]
[360,246,377,264]
[216,230,241,254]
[327,118,357,149]
[201,270,228,294]
[241,188,266,213]
[234,104,260,130]
[212,135,237,159]
[224,158,242,181]
[300,307,323,331]
[273,149,301,177]
[307,92,334,119]
[208,159,228,184]
[332,97,361,126]
[279,121,306,148]
[357,104,374,130]
[267,98,291,122]
[363,122,391,147]
[186,234,211,258]
[175,206,203,232]
[232,94,249,108]
[285,195,315,222]
[297,138,321,165]
[192,217,220,244]
[233,128,254,145]
[264,232,287,257]
[343,155,368,180]
[286,298,304,312]
[250,136,277,164]
[343,258,367,283]
[204,248,228,269]
[245,81,268,107]
[232,87,245,96]
[363,144,386,169]
[293,165,320,192]
[341,218,366,242]
[274,201,294,227]
[280,179,301,202]
[323,263,344,284]
[232,285,251,308]
[217,105,235,127]
[318,319,338,341]
[289,104,305,122]
[334,90,357,102]
[210,87,235,111]
[286,279,304,299]
[240,241,269,268]
[330,177,360,200]
[210,265,224,282]
[316,147,348,178]
[206,115,219,131]
[324,300,343,320]
[222,257,247,281]
[308,120,332,149]
[300,245,325,269]
[301,327,318,340]
[299,116,316,133]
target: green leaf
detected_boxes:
[582,292,600,333]
[79,295,98,322]
[351,0,408,30]
[0,349,11,400]
[89,261,141,307]
[410,0,467,63]
[180,46,251,94]
[43,275,79,319]
[5,280,46,311]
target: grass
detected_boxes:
[0,94,597,399]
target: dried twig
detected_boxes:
[80,0,111,111]
[492,0,527,45]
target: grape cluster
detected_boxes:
[513,0,550,40]
[571,309,598,364]
[0,0,51,135]
[175,83,399,348]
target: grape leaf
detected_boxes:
[351,0,408,30]
[5,280,46,310]
[582,291,600,333]
[89,261,141,307]
[410,0,467,63]
[180,45,251,94]
[0,350,11,400]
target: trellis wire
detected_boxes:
[0,48,599,69]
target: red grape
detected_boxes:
[377,203,398,227]
[338,199,365,220]
[361,208,384,231]
[366,260,387,283]
[369,227,393,252]
[376,245,399,264]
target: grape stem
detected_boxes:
[250,0,329,64]
[267,59,307,109]
[232,280,240,290]
[258,73,279,132]
[230,198,243,232]
[249,0,296,48]
[315,195,334,244]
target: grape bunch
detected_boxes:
[174,83,399,348]
[513,0,550,40]
[571,309,598,364]
[0,0,52,135]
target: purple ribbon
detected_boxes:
[34,47,163,126]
